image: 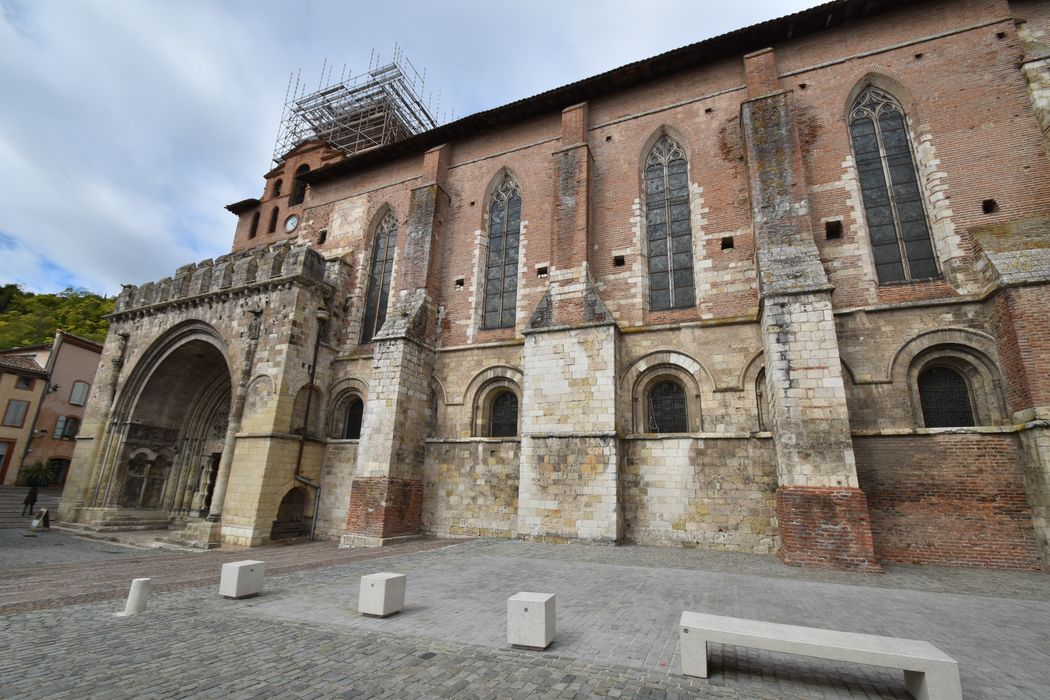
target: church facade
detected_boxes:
[60,0,1050,571]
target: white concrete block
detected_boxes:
[359,572,406,617]
[116,578,151,616]
[507,592,555,649]
[219,560,265,599]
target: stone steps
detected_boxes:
[0,486,62,529]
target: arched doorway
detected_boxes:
[114,333,232,520]
[271,487,309,540]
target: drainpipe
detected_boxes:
[293,307,329,540]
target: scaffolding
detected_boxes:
[272,48,444,164]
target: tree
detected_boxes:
[0,286,114,348]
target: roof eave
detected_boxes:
[302,0,916,186]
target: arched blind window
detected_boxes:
[489,391,518,437]
[483,178,521,329]
[361,211,398,344]
[647,380,687,433]
[919,366,974,428]
[645,136,695,311]
[289,165,309,206]
[849,87,937,284]
[343,398,364,439]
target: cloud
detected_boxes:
[0,0,822,295]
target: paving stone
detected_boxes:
[3,537,1050,698]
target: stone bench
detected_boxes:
[679,611,962,700]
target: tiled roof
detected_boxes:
[0,355,47,378]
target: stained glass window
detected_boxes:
[648,380,687,433]
[645,136,695,310]
[483,178,521,329]
[849,87,937,284]
[361,211,398,344]
[489,391,518,437]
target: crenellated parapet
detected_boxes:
[111,242,333,318]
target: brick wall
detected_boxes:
[344,476,423,540]
[855,434,1042,570]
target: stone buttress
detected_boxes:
[972,218,1050,564]
[341,145,450,547]
[739,49,879,571]
[517,103,621,543]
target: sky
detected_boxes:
[0,0,824,296]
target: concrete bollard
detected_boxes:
[219,560,266,599]
[359,572,406,617]
[507,592,556,649]
[115,578,151,616]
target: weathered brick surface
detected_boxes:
[344,476,423,539]
[775,487,880,572]
[855,434,1042,570]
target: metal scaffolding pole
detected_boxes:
[273,50,441,164]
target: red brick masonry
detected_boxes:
[855,434,1041,571]
[345,477,424,540]
[775,487,881,572]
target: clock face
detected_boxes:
[284,214,299,233]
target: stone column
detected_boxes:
[341,145,449,547]
[516,103,621,543]
[206,310,262,523]
[740,49,879,571]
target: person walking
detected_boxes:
[21,485,38,516]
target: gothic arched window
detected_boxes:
[289,165,309,206]
[918,366,974,428]
[647,379,688,433]
[849,87,937,284]
[645,136,695,311]
[360,211,398,344]
[483,177,521,329]
[268,207,279,234]
[489,390,518,437]
[248,211,260,239]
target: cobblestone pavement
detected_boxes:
[0,531,457,613]
[0,528,172,569]
[3,537,1049,699]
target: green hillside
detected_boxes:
[0,284,113,348]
